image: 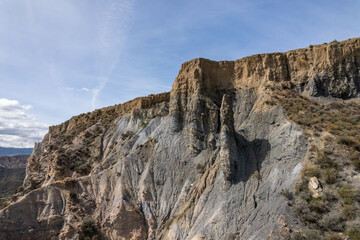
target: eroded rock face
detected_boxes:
[0,38,359,240]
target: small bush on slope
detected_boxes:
[80,217,100,240]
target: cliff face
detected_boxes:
[0,38,359,240]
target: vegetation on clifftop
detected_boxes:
[271,88,360,240]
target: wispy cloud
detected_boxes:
[90,0,134,110]
[0,98,48,148]
[80,87,90,92]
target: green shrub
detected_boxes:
[350,151,360,161]
[65,178,78,188]
[346,226,360,240]
[70,192,78,203]
[80,217,100,240]
[280,189,293,200]
[0,200,8,210]
[323,168,337,184]
[342,204,356,220]
[338,137,357,147]
[76,163,92,175]
[350,150,360,170]
[224,232,237,240]
[317,151,337,168]
[309,199,327,214]
[319,211,345,232]
[302,165,321,178]
[295,179,311,195]
[325,232,342,240]
[337,186,355,205]
[323,190,337,203]
[303,229,323,240]
[15,186,24,193]
[296,201,322,223]
[10,195,18,202]
[352,158,360,171]
[292,232,305,240]
[196,161,205,173]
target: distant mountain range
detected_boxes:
[0,147,33,156]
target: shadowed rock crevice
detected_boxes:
[231,135,270,184]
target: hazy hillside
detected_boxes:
[0,155,28,168]
[0,155,29,209]
[0,167,26,199]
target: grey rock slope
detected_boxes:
[0,38,359,240]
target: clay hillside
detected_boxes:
[0,38,359,240]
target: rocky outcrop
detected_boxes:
[0,38,359,239]
[219,94,237,184]
[308,177,323,199]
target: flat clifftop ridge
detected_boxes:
[172,37,360,95]
[48,92,170,136]
[180,37,360,67]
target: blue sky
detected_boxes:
[0,0,359,147]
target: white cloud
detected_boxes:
[0,98,48,148]
[80,87,90,92]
